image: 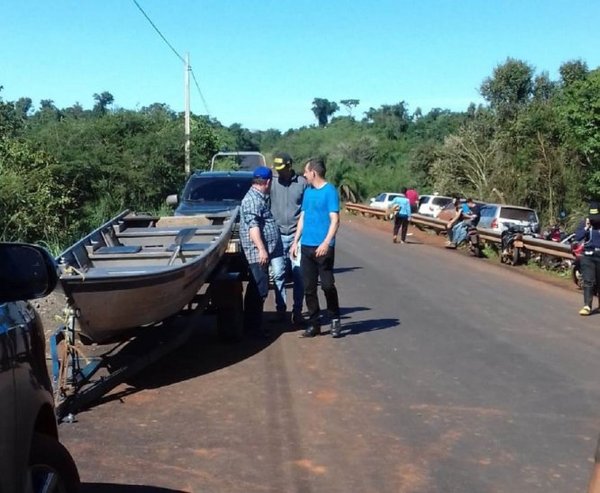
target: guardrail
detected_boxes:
[345,202,575,260]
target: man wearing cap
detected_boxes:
[270,152,307,326]
[239,166,284,336]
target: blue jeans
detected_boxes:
[451,221,469,245]
[244,262,270,332]
[271,233,304,314]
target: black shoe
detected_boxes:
[299,325,321,338]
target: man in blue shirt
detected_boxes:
[291,158,342,338]
[239,166,283,336]
[390,188,412,244]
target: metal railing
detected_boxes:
[345,202,575,260]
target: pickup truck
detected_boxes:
[166,151,266,216]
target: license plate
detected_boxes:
[514,240,524,248]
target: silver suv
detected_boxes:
[477,203,540,234]
[0,243,80,493]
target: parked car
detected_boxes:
[0,242,80,493]
[369,192,405,210]
[167,170,254,216]
[417,194,453,217]
[477,203,540,234]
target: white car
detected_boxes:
[369,192,405,210]
[417,194,454,217]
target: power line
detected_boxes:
[132,0,211,116]
[190,70,211,116]
[132,0,184,64]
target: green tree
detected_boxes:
[339,99,360,117]
[364,102,411,139]
[559,59,588,87]
[480,58,534,122]
[311,98,339,127]
[93,91,115,115]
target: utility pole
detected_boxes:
[184,52,191,177]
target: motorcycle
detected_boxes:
[466,224,482,257]
[500,225,526,265]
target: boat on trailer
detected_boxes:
[56,208,239,344]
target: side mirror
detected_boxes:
[166,194,178,206]
[0,243,58,303]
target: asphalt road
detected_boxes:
[61,218,600,492]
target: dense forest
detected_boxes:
[0,57,598,252]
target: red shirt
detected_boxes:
[406,189,419,206]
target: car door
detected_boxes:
[0,303,18,493]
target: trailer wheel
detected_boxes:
[213,280,244,342]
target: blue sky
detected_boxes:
[1,0,598,131]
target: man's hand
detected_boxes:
[258,247,269,266]
[290,241,299,260]
[315,242,329,257]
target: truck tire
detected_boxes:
[28,432,80,493]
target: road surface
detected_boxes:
[61,217,600,492]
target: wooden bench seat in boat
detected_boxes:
[94,245,142,255]
[114,225,223,237]
[84,265,172,276]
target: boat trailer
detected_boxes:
[50,261,244,422]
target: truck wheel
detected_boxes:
[28,432,80,493]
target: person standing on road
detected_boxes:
[239,166,284,336]
[574,202,600,316]
[269,152,307,326]
[390,188,412,244]
[405,187,419,214]
[291,158,342,338]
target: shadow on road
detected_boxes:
[82,484,186,493]
[339,317,399,337]
[83,311,291,412]
[334,265,363,274]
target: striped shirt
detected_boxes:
[239,186,283,264]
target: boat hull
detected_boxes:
[57,209,237,343]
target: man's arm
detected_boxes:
[316,212,339,257]
[290,211,304,260]
[447,209,462,229]
[249,227,269,265]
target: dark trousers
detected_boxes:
[301,245,340,327]
[581,253,600,307]
[244,262,269,332]
[393,215,409,241]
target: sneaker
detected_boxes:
[579,305,592,316]
[299,325,321,338]
[392,236,397,244]
[330,319,342,338]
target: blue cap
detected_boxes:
[253,166,272,180]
